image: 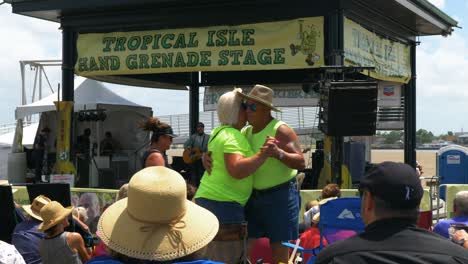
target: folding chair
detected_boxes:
[284,197,365,264]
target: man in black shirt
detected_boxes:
[316,162,468,264]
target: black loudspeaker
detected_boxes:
[27,183,72,207]
[99,168,116,189]
[319,81,378,136]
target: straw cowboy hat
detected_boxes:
[23,195,51,222]
[97,166,219,261]
[38,201,74,231]
[237,84,281,112]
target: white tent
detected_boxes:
[0,123,39,147]
[7,79,153,184]
[16,79,150,119]
[13,79,152,152]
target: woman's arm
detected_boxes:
[67,232,91,262]
[145,152,166,167]
[224,152,268,179]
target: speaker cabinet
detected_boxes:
[319,81,378,136]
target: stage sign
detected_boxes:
[344,17,411,84]
[204,85,319,111]
[75,17,324,76]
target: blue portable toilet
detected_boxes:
[437,145,468,200]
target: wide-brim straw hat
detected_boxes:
[98,167,219,261]
[23,195,51,222]
[237,84,281,112]
[38,201,73,231]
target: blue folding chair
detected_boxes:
[283,197,365,264]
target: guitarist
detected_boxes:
[184,122,209,187]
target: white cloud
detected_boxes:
[0,6,61,124]
[417,31,468,134]
[428,0,445,9]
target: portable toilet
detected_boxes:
[437,145,468,200]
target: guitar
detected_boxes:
[183,147,203,164]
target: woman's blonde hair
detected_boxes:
[217,88,242,126]
[72,206,89,223]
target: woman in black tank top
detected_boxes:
[140,117,177,168]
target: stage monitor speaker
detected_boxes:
[319,81,378,136]
[27,183,71,207]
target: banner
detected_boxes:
[344,17,411,84]
[204,85,319,111]
[53,101,76,175]
[76,17,324,76]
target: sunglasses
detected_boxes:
[241,102,257,112]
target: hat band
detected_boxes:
[127,208,187,227]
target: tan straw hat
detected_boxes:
[0,180,9,185]
[38,201,73,231]
[23,195,51,222]
[237,84,281,112]
[97,167,219,261]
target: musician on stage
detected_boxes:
[184,122,209,187]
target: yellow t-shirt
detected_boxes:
[195,126,254,206]
[242,119,297,190]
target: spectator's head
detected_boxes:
[97,167,219,262]
[117,184,129,201]
[79,193,100,222]
[321,183,341,199]
[305,200,319,212]
[186,183,197,201]
[72,206,88,223]
[23,195,51,222]
[359,162,423,225]
[140,117,177,150]
[84,128,91,137]
[38,201,74,235]
[41,127,50,134]
[217,88,244,128]
[454,191,468,217]
[196,122,205,135]
[105,131,112,138]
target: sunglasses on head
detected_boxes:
[241,102,257,112]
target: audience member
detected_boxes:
[86,166,221,264]
[239,85,305,264]
[186,183,197,201]
[38,201,91,264]
[116,184,128,201]
[320,183,341,199]
[299,201,328,264]
[433,191,468,238]
[316,162,468,264]
[140,117,177,168]
[452,229,468,249]
[12,195,50,264]
[79,193,101,234]
[0,240,26,264]
[73,207,88,224]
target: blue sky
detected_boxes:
[0,0,467,135]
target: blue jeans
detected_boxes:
[195,198,245,224]
[245,177,300,243]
